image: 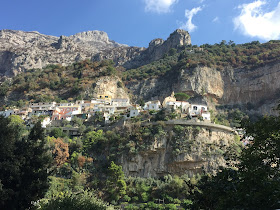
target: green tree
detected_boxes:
[50,127,66,138]
[0,118,51,209]
[106,161,127,202]
[174,92,190,101]
[236,116,280,209]
[83,130,107,155]
[192,115,280,209]
[40,190,113,210]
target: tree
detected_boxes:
[50,127,66,138]
[174,92,190,101]
[83,130,106,151]
[192,115,280,209]
[50,137,69,168]
[0,118,51,209]
[39,190,113,210]
[236,116,280,209]
[106,161,127,202]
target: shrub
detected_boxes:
[39,190,113,210]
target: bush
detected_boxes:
[39,190,113,210]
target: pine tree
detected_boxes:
[0,117,51,209]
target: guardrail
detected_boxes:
[141,120,235,133]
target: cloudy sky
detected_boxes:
[1,0,280,47]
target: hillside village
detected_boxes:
[0,92,210,128]
[1,25,279,209]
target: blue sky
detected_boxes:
[1,0,280,47]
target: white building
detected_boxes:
[189,104,208,116]
[144,100,161,111]
[30,102,57,111]
[111,98,130,107]
[99,105,116,115]
[164,101,190,112]
[41,117,51,128]
[129,105,141,118]
[201,112,211,121]
[57,102,75,107]
[0,109,18,117]
[189,104,210,121]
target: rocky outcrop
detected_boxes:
[93,29,191,69]
[93,46,145,68]
[92,76,129,99]
[146,29,191,61]
[120,123,238,178]
[0,29,125,76]
[126,63,280,115]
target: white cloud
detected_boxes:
[180,6,203,32]
[212,16,219,23]
[234,0,280,40]
[144,0,178,14]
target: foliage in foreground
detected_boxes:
[39,190,113,210]
[0,116,51,210]
[192,115,280,209]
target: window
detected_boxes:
[100,96,102,99]
[105,96,108,98]
[193,106,198,110]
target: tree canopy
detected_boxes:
[0,116,51,209]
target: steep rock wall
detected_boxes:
[126,63,280,115]
[0,29,125,76]
[120,124,238,178]
[92,76,129,99]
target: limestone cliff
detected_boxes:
[126,63,280,115]
[120,122,239,178]
[92,76,129,99]
[0,29,125,77]
[93,29,191,69]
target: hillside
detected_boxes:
[1,29,280,115]
[1,29,280,209]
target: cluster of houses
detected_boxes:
[0,92,210,127]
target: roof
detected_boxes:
[112,98,129,102]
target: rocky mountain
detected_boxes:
[93,29,191,68]
[1,28,280,115]
[0,29,125,77]
[0,29,191,77]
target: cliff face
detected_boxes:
[126,63,280,115]
[92,76,129,99]
[120,124,239,178]
[93,29,191,69]
[0,29,125,77]
[0,29,191,77]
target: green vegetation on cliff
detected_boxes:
[0,111,279,209]
[0,59,117,105]
[123,40,280,81]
